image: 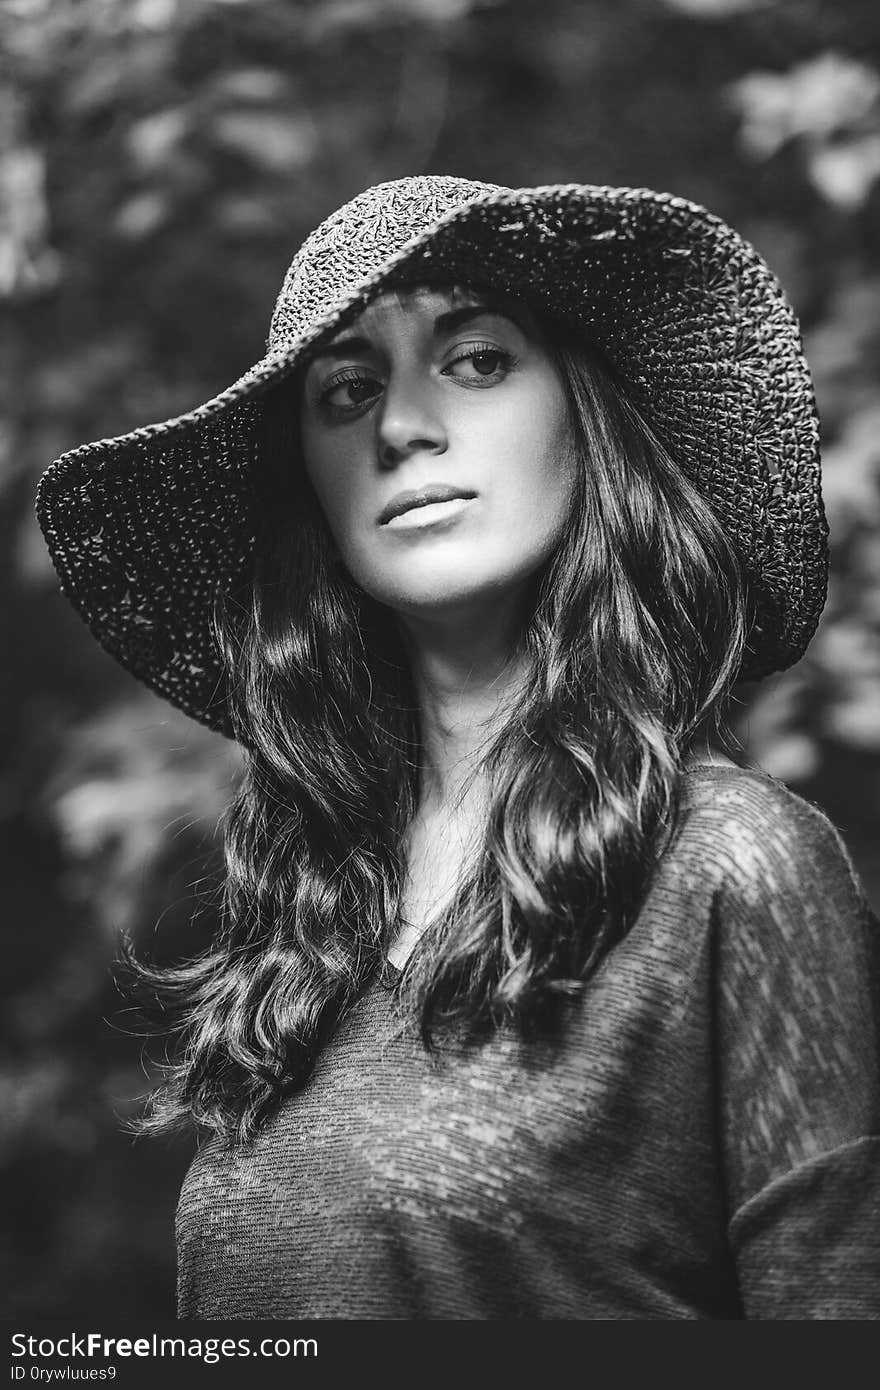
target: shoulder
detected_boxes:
[681,761,836,839]
[671,767,877,1011]
[676,763,868,911]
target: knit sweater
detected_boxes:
[175,766,880,1319]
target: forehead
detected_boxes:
[326,283,539,342]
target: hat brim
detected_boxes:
[36,184,827,737]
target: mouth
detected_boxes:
[379,484,477,526]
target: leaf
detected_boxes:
[211,110,317,172]
[127,108,188,170]
[207,67,291,103]
[819,405,880,536]
[661,0,767,13]
[729,53,880,159]
[824,679,880,747]
[45,698,241,939]
[113,190,171,239]
[130,0,179,29]
[807,133,880,209]
[0,145,60,299]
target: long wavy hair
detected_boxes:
[125,304,749,1143]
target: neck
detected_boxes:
[397,596,531,815]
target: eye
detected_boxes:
[443,344,517,385]
[319,370,383,414]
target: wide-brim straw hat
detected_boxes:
[36,174,827,738]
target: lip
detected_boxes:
[378,484,477,526]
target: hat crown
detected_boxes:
[268,175,505,352]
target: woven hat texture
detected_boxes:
[36,175,827,737]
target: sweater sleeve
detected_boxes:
[709,775,880,1319]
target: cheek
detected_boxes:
[309,471,344,538]
[304,450,389,596]
[303,443,359,548]
[498,401,577,542]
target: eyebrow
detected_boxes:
[308,301,530,364]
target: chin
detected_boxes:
[371,570,540,622]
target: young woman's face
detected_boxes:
[298,286,577,622]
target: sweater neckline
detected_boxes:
[682,761,764,779]
[379,763,764,982]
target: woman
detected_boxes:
[37,176,880,1319]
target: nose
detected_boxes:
[376,371,447,469]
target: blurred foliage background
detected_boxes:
[3,0,880,1317]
